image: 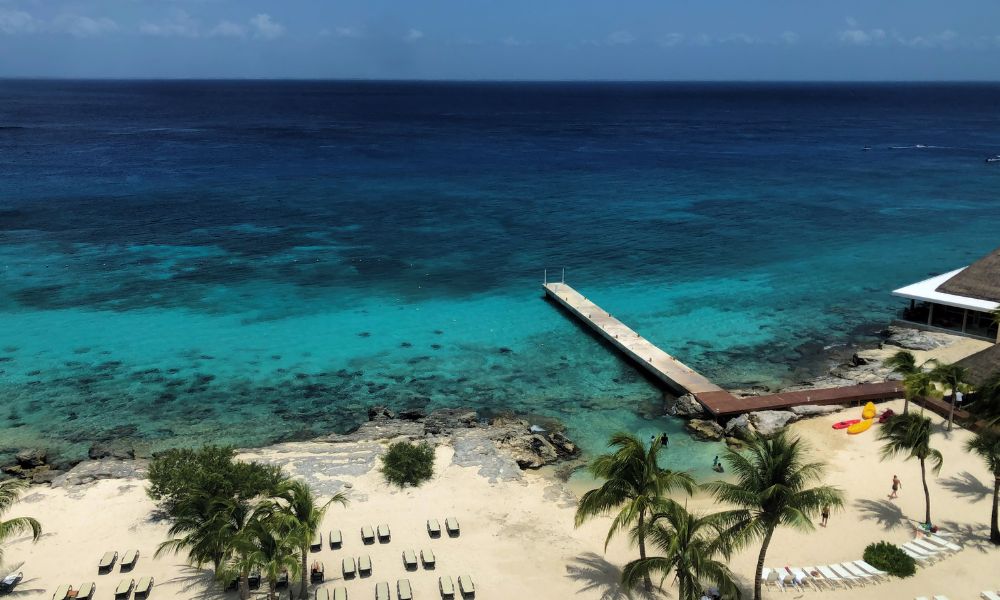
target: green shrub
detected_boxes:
[862,541,916,578]
[380,442,435,488]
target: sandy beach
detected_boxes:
[2,395,998,600]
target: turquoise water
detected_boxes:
[2,81,1000,475]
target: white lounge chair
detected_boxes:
[980,592,1000,600]
[315,590,331,600]
[803,566,832,589]
[420,548,435,568]
[311,532,322,551]
[841,562,875,583]
[361,526,375,544]
[902,546,932,563]
[329,529,342,549]
[458,576,475,596]
[439,576,455,597]
[933,596,950,600]
[789,567,816,590]
[853,560,888,579]
[761,568,777,589]
[375,582,390,600]
[829,563,861,586]
[902,543,937,559]
[427,519,441,537]
[816,565,845,587]
[912,539,948,555]
[928,534,961,552]
[445,517,460,537]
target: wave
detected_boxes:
[888,144,950,150]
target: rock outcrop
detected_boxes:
[789,405,843,417]
[665,393,706,418]
[724,414,756,440]
[883,326,948,351]
[748,410,799,437]
[685,419,724,441]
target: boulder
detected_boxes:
[397,408,426,421]
[883,326,947,351]
[31,468,62,485]
[15,448,47,468]
[366,406,395,421]
[748,410,798,437]
[789,405,843,417]
[724,414,756,440]
[88,442,136,461]
[424,408,478,435]
[549,432,580,457]
[724,436,745,449]
[665,393,706,418]
[685,419,724,441]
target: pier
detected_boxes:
[543,281,903,417]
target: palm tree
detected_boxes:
[885,350,920,414]
[0,478,42,566]
[903,371,940,417]
[704,432,844,600]
[273,479,347,599]
[240,512,301,600]
[965,430,1000,544]
[621,501,740,600]
[877,413,943,526]
[929,361,970,431]
[575,432,695,592]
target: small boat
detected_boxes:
[862,145,872,151]
[847,419,874,435]
[987,155,1000,163]
[832,419,860,430]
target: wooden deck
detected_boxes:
[544,282,905,418]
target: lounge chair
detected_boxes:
[446,517,461,537]
[134,576,153,598]
[248,570,261,590]
[421,548,436,568]
[0,572,22,593]
[397,579,413,600]
[981,592,1000,600]
[312,532,323,551]
[121,550,139,570]
[828,563,861,585]
[816,565,845,587]
[934,596,950,600]
[77,582,96,600]
[853,560,888,579]
[912,539,948,555]
[277,569,288,588]
[440,576,455,597]
[777,569,798,590]
[427,519,442,537]
[375,581,390,600]
[458,575,475,596]
[52,584,73,600]
[361,525,375,544]
[99,551,118,572]
[315,590,331,600]
[358,555,372,576]
[330,529,343,549]
[342,557,356,579]
[761,568,779,590]
[402,549,418,570]
[332,587,347,600]
[903,542,938,560]
[927,534,962,552]
[115,578,135,599]
[311,561,325,583]
[789,567,815,590]
[901,546,932,563]
[840,562,874,583]
[803,567,831,589]
[377,523,390,542]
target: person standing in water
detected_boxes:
[889,475,902,499]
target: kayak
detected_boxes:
[861,401,877,420]
[847,419,874,435]
[833,419,861,430]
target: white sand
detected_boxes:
[4,398,999,599]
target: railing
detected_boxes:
[543,268,565,285]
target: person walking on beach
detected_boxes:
[821,504,830,527]
[889,475,901,499]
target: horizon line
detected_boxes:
[2,76,1000,84]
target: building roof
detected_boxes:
[935,247,1000,303]
[956,343,1000,387]
[892,267,1000,313]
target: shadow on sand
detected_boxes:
[936,519,998,555]
[162,565,230,600]
[565,552,661,600]
[940,471,993,503]
[853,498,912,531]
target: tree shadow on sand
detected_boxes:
[853,498,912,531]
[565,552,660,600]
[161,565,229,600]
[935,519,998,555]
[939,471,992,503]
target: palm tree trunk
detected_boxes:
[920,458,932,525]
[269,579,276,600]
[903,394,909,415]
[638,510,652,592]
[947,392,956,431]
[299,547,308,599]
[991,475,1000,545]
[240,574,250,600]
[754,528,775,600]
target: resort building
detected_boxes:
[892,245,1000,342]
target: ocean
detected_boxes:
[2,80,999,475]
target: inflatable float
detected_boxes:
[861,401,877,420]
[847,419,873,435]
[833,419,861,430]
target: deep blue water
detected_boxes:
[2,81,1000,473]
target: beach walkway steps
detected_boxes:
[543,282,903,417]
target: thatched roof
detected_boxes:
[936,246,1000,302]
[956,343,1000,387]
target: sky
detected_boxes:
[1,1,1000,80]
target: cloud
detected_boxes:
[403,28,423,42]
[330,26,362,39]
[53,14,118,37]
[898,29,958,48]
[250,13,284,40]
[606,30,635,46]
[838,19,960,48]
[780,31,799,45]
[838,27,887,45]
[140,11,200,38]
[0,8,39,34]
[502,36,530,47]
[657,33,684,47]
[209,20,246,38]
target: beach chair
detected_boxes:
[427,519,442,537]
[981,592,1000,600]
[761,568,780,590]
[901,546,932,563]
[375,581,390,600]
[342,557,356,579]
[458,575,475,596]
[361,525,375,544]
[803,566,831,589]
[134,576,153,598]
[115,578,135,599]
[928,534,962,552]
[329,529,343,549]
[789,567,815,590]
[311,532,323,551]
[277,569,289,588]
[439,576,456,598]
[358,555,372,576]
[0,572,22,593]
[933,596,950,600]
[840,562,874,584]
[816,565,845,588]
[421,547,436,568]
[377,523,390,542]
[778,569,798,589]
[248,570,261,590]
[853,559,888,580]
[402,549,418,570]
[52,584,73,600]
[397,579,413,600]
[912,539,948,555]
[99,551,118,573]
[311,561,325,583]
[315,589,331,600]
[121,550,139,571]
[77,582,96,600]
[445,517,461,537]
[903,542,938,561]
[332,588,348,600]
[828,563,861,586]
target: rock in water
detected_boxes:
[88,442,136,460]
[15,448,48,468]
[748,410,798,437]
[685,419,724,441]
[367,406,396,421]
[665,393,706,418]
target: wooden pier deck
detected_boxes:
[544,282,904,417]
